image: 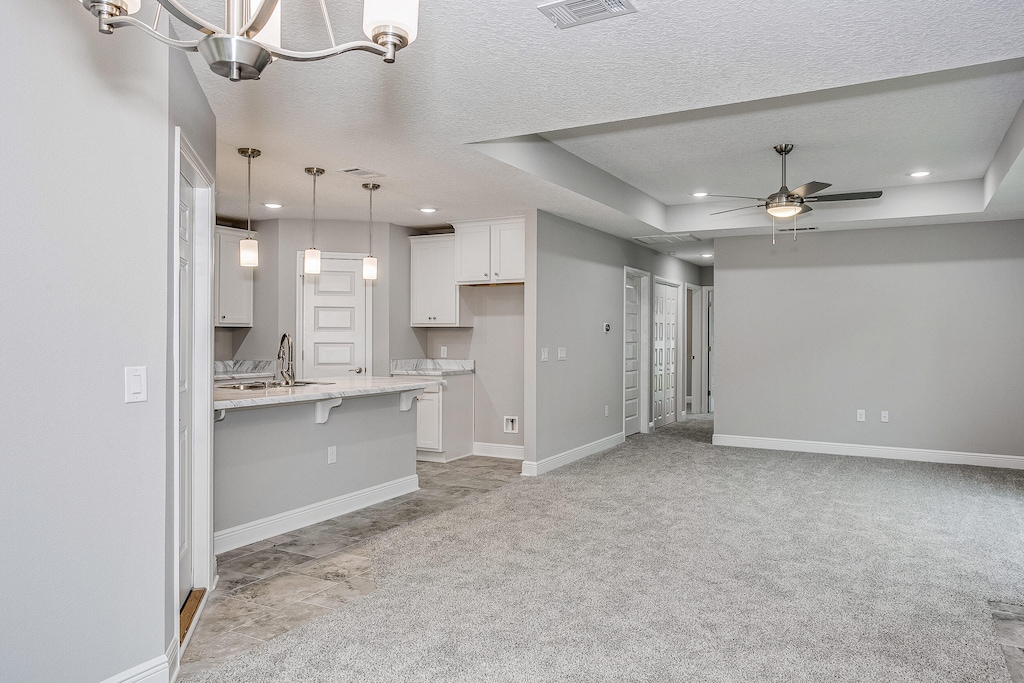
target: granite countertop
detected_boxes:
[390,359,475,376]
[214,375,443,410]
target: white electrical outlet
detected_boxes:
[881,410,889,423]
[327,446,337,464]
[604,405,609,417]
[557,347,567,361]
[856,409,866,422]
[439,345,447,358]
[541,347,549,362]
[504,416,519,434]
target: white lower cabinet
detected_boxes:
[415,387,441,451]
[415,374,475,462]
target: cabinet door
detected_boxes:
[410,235,460,326]
[415,390,442,451]
[215,228,253,327]
[455,224,492,284]
[491,221,525,283]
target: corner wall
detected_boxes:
[1,2,185,680]
[713,221,1024,457]
[530,211,703,464]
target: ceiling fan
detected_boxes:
[706,144,883,219]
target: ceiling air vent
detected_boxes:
[538,0,637,29]
[339,167,385,179]
[634,233,700,246]
[775,226,818,233]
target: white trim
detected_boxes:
[712,434,1024,469]
[623,267,652,436]
[213,475,419,554]
[99,652,169,683]
[473,442,525,460]
[521,432,625,477]
[166,638,178,683]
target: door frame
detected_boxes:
[685,282,703,415]
[172,129,215,655]
[653,276,684,425]
[705,286,714,413]
[295,252,373,377]
[623,267,652,435]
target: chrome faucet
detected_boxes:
[277,333,295,386]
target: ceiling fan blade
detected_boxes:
[710,205,761,216]
[705,194,766,201]
[806,190,883,202]
[789,181,831,198]
[798,204,813,215]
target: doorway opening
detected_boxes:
[686,284,713,415]
[653,279,681,428]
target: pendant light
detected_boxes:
[304,167,325,275]
[238,147,260,267]
[362,182,380,280]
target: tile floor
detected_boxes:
[179,456,522,680]
[991,601,1024,682]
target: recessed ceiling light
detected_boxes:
[419,207,437,213]
[701,253,713,258]
[909,171,930,178]
[692,192,708,197]
[263,202,282,209]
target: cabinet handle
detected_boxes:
[220,315,226,319]
[494,272,499,277]
[483,272,488,277]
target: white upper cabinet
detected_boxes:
[214,226,253,327]
[409,234,472,327]
[453,217,525,284]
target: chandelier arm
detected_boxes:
[102,15,201,50]
[153,0,221,35]
[268,41,388,62]
[241,0,280,38]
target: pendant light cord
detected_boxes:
[246,154,252,235]
[367,185,374,256]
[312,172,318,248]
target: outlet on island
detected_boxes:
[327,445,337,464]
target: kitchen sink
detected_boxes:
[220,380,332,390]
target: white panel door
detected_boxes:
[177,172,194,609]
[301,256,367,378]
[624,272,642,436]
[653,282,679,428]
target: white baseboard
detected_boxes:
[522,432,625,477]
[712,434,1024,470]
[416,451,473,463]
[214,475,420,554]
[166,638,178,683]
[474,442,525,460]
[100,651,170,683]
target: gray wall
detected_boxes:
[0,1,213,680]
[530,211,703,462]
[233,220,424,373]
[713,221,1024,456]
[427,285,526,446]
[214,395,416,531]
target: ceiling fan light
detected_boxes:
[766,205,801,218]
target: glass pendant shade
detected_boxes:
[363,0,419,44]
[239,236,259,267]
[362,256,378,280]
[304,248,321,275]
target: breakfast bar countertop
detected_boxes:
[213,375,443,411]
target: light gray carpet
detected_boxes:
[187,416,1024,682]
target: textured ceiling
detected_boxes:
[177,0,1024,264]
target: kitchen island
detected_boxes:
[213,376,442,554]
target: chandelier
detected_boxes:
[80,0,419,81]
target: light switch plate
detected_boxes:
[124,366,148,403]
[557,347,567,361]
[856,409,865,422]
[541,347,549,362]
